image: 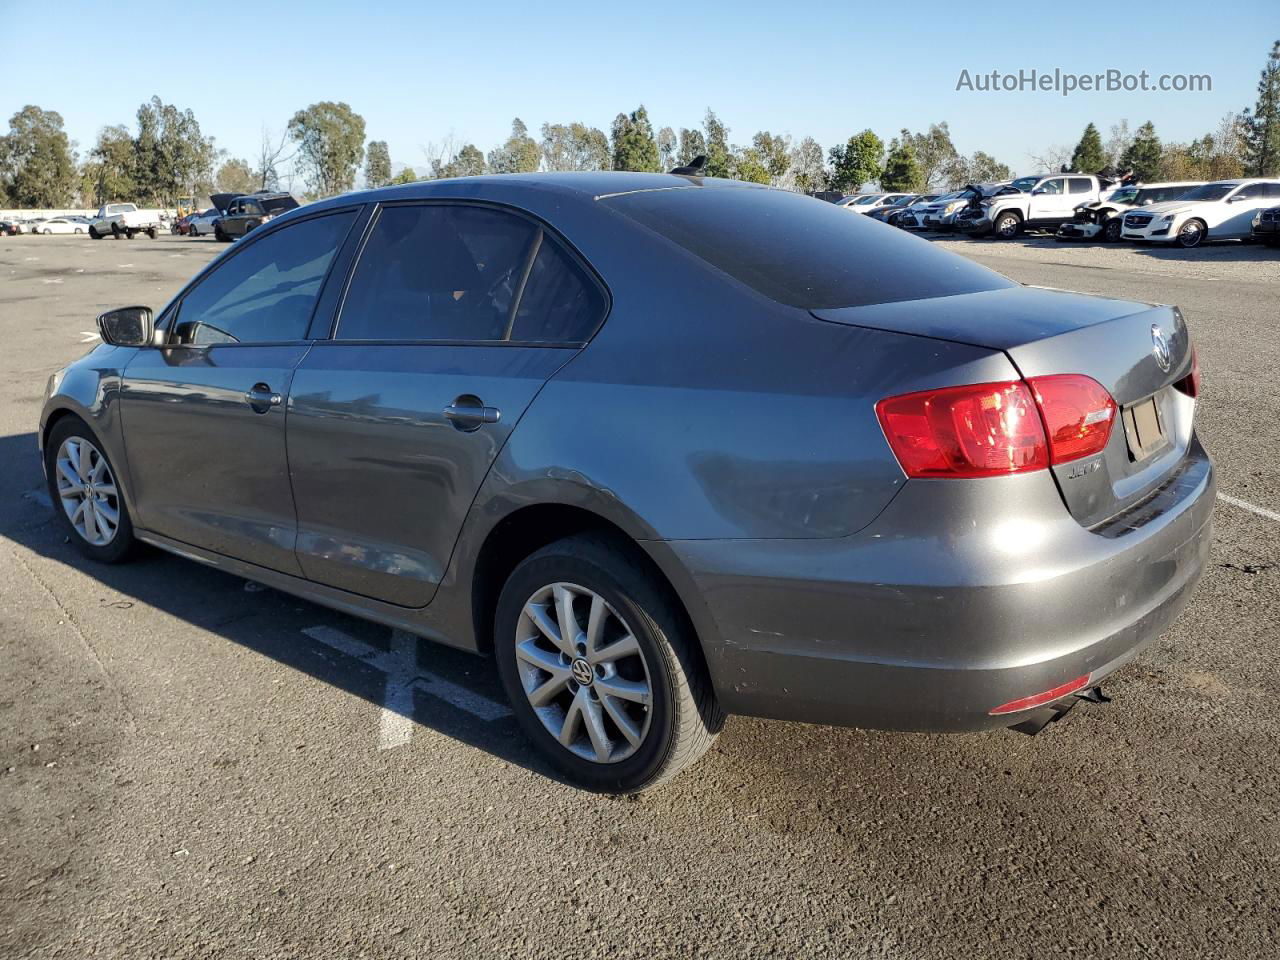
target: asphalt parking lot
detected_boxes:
[2,231,1278,959]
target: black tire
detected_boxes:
[1176,219,1207,248]
[214,224,227,242]
[44,417,138,564]
[993,211,1022,238]
[494,533,723,793]
[110,223,121,239]
[126,229,135,240]
[89,226,100,239]
[1103,218,1123,243]
[75,227,84,234]
[146,227,156,239]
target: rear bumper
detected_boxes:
[664,440,1215,732]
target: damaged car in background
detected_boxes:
[1057,181,1204,242]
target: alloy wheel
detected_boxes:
[514,582,653,763]
[1178,221,1203,247]
[54,436,120,546]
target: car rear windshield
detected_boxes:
[602,187,1015,309]
[261,196,300,215]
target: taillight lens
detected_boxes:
[1174,347,1200,398]
[1026,374,1117,465]
[876,380,1049,478]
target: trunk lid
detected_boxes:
[812,285,1196,527]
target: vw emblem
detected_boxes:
[571,658,594,686]
[1150,324,1172,373]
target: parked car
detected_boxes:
[40,173,1213,793]
[1252,205,1280,246]
[1057,181,1203,242]
[866,194,938,226]
[918,186,1004,231]
[88,202,164,240]
[33,217,88,235]
[211,191,300,241]
[958,174,1111,238]
[1120,179,1280,247]
[186,209,222,237]
[840,193,913,214]
[0,220,20,236]
[884,194,941,229]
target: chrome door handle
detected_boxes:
[245,383,282,413]
[443,401,501,428]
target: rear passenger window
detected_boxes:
[1069,178,1093,194]
[511,237,606,343]
[337,204,603,343]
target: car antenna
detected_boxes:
[669,155,707,176]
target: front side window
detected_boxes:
[1037,179,1065,195]
[171,211,355,345]
[336,204,604,343]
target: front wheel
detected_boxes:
[1104,218,1123,243]
[214,224,230,242]
[994,211,1022,238]
[110,223,121,239]
[89,226,100,239]
[1176,219,1206,248]
[45,418,137,564]
[494,534,723,793]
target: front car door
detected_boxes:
[1220,182,1279,237]
[1027,178,1070,222]
[286,201,608,606]
[119,208,359,573]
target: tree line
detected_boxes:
[2,41,1278,209]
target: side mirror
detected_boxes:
[1227,194,1247,203]
[97,306,154,346]
[1031,188,1045,195]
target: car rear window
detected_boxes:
[602,187,1014,309]
[262,196,299,215]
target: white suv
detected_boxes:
[1120,179,1280,247]
[957,174,1107,238]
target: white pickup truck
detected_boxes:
[88,203,165,240]
[956,173,1114,238]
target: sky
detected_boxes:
[4,0,1275,182]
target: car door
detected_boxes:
[1220,182,1278,237]
[1028,178,1069,222]
[118,207,359,573]
[286,201,607,607]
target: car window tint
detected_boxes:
[511,237,606,343]
[1069,178,1092,194]
[337,204,537,341]
[173,211,355,345]
[604,187,1013,310]
[1039,179,1064,195]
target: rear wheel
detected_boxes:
[494,534,723,793]
[215,223,230,242]
[44,418,137,564]
[111,223,121,240]
[146,227,156,239]
[74,227,84,234]
[1176,219,1206,248]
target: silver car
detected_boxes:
[39,173,1214,792]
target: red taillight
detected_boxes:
[1174,347,1200,398]
[876,380,1049,478]
[1026,374,1117,465]
[989,674,1092,715]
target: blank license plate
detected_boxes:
[1122,395,1167,461]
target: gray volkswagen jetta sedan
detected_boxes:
[39,172,1214,792]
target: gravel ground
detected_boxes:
[1,232,1277,960]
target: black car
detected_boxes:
[0,220,19,236]
[211,191,300,242]
[1252,206,1280,246]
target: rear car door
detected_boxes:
[286,201,607,606]
[119,208,359,573]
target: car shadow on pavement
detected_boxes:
[0,430,560,784]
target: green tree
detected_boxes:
[433,143,486,179]
[751,131,790,186]
[676,128,706,165]
[880,134,922,190]
[215,157,257,196]
[1069,122,1106,173]
[944,151,1011,188]
[287,101,366,197]
[132,96,217,205]
[390,167,418,185]
[540,122,610,171]
[365,140,391,188]
[702,109,731,178]
[610,105,660,172]
[0,105,78,207]
[905,122,958,188]
[657,126,677,171]
[1243,40,1280,175]
[488,118,540,174]
[731,147,771,184]
[789,136,826,193]
[81,124,136,205]
[828,129,883,192]
[1119,121,1162,181]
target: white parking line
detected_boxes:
[301,624,511,750]
[1219,493,1280,524]
[79,331,100,343]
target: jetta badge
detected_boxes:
[1151,324,1172,373]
